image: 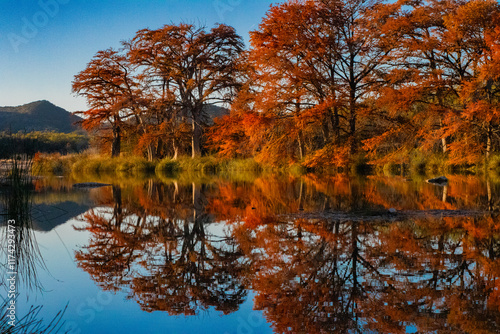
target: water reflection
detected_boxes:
[73,175,500,333]
[0,159,46,291]
[75,182,249,315]
[0,159,67,333]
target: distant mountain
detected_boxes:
[0,101,227,134]
[204,104,229,124]
[0,100,82,133]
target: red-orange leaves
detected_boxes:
[72,49,138,157]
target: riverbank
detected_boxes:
[29,152,500,180]
[32,154,267,176]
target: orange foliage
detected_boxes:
[72,0,500,165]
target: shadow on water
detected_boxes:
[0,157,68,333]
[71,173,500,333]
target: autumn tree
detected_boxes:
[72,49,139,157]
[452,1,500,162]
[365,0,500,164]
[126,23,244,158]
[213,0,394,166]
[246,0,339,164]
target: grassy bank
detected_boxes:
[34,154,156,177]
[33,153,267,179]
[373,154,484,177]
[33,150,497,180]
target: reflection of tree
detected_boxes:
[230,212,500,333]
[209,175,497,227]
[75,182,249,315]
[75,185,144,291]
[360,216,500,333]
[208,176,500,333]
[230,218,374,333]
[76,176,500,332]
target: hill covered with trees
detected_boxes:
[0,100,82,133]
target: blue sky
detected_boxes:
[0,0,277,111]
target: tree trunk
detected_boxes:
[329,106,340,144]
[442,185,448,203]
[349,88,357,154]
[112,185,122,227]
[173,181,179,203]
[351,222,359,297]
[439,119,447,154]
[172,139,179,160]
[192,113,202,158]
[192,182,202,223]
[487,123,493,161]
[111,126,121,157]
[487,179,493,212]
[322,118,330,147]
[298,179,304,211]
[298,130,305,160]
[147,144,157,162]
[192,182,202,209]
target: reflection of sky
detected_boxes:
[406,324,418,333]
[16,217,272,334]
[0,0,275,112]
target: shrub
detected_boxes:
[488,154,500,170]
[225,158,262,172]
[289,163,306,176]
[382,162,399,176]
[426,155,448,174]
[32,153,77,175]
[156,158,180,174]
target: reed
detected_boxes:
[0,299,67,334]
[1,157,46,291]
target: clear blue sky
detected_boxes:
[0,0,277,111]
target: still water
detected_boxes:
[2,173,500,333]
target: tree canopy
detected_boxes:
[74,0,500,167]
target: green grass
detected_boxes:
[32,151,490,181]
[176,156,219,172]
[220,158,263,172]
[32,153,80,175]
[36,154,156,180]
[1,156,48,292]
[288,163,307,177]
[156,156,263,174]
[156,158,181,174]
[381,161,400,176]
[369,150,482,177]
[115,157,156,174]
[425,155,449,174]
[487,154,500,170]
[36,154,265,182]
